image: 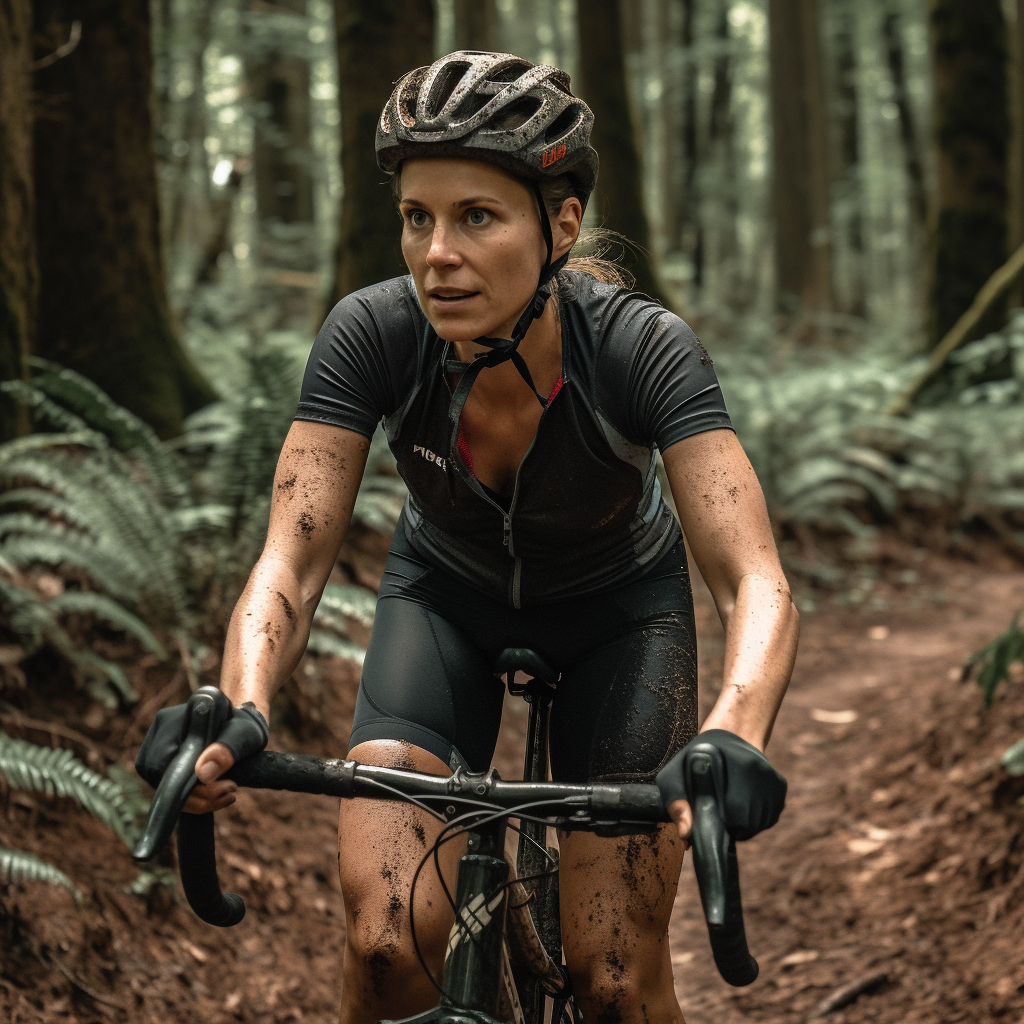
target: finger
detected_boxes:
[183,781,237,815]
[667,798,693,842]
[183,792,236,815]
[195,742,235,784]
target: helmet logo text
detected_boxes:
[541,145,567,168]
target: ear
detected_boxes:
[551,196,583,261]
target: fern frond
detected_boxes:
[0,846,79,896]
[305,630,366,664]
[0,733,136,843]
[315,584,377,627]
[47,591,166,659]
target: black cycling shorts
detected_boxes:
[348,528,699,784]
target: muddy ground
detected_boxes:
[2,541,1023,1024]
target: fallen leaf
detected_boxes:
[811,708,859,724]
[847,838,885,855]
[780,949,819,966]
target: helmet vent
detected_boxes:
[426,61,471,119]
[544,106,582,144]
[485,96,542,132]
[488,60,532,84]
[453,89,491,122]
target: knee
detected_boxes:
[566,949,662,1019]
[344,921,433,1001]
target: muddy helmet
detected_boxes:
[376,50,599,206]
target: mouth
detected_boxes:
[428,288,480,307]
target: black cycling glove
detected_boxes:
[655,729,787,841]
[135,698,269,788]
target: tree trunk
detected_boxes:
[454,0,497,52]
[32,0,215,439]
[577,0,666,302]
[768,0,832,315]
[333,0,434,301]
[252,53,315,228]
[828,0,864,316]
[0,0,35,440]
[1008,0,1024,308]
[882,5,928,231]
[928,0,1009,344]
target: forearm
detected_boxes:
[219,555,322,719]
[701,571,799,751]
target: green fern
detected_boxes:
[966,615,1024,708]
[0,846,79,897]
[0,732,138,844]
[306,583,376,665]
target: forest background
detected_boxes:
[2,1,1024,1020]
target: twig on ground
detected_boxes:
[808,970,890,1018]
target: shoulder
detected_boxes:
[560,270,703,372]
[321,275,425,342]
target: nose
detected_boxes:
[425,222,462,270]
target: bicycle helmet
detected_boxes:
[376,50,598,207]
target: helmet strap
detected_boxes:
[443,183,569,484]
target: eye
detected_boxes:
[407,210,430,228]
[466,208,491,226]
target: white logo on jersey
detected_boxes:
[413,444,447,472]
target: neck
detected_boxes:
[451,296,562,404]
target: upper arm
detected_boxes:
[260,420,371,603]
[662,429,787,614]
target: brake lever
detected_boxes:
[683,742,759,987]
[133,686,233,862]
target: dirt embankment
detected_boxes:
[1,548,1023,1024]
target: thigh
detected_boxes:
[548,567,699,784]
[352,583,506,773]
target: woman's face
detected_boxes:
[398,158,578,345]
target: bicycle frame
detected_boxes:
[134,685,760,1024]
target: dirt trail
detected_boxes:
[1,552,1023,1023]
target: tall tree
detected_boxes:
[768,0,832,315]
[454,0,497,52]
[928,0,1009,344]
[333,0,434,300]
[577,0,666,302]
[31,0,214,438]
[828,0,864,317]
[0,0,35,440]
[882,5,927,232]
[1008,0,1024,309]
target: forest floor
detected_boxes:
[2,537,1024,1024]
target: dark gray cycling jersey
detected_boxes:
[295,270,733,607]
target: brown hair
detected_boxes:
[391,164,634,289]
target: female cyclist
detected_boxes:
[138,51,798,1023]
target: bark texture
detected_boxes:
[0,0,35,440]
[577,0,666,302]
[454,0,497,52]
[32,0,214,438]
[1009,0,1024,307]
[928,0,1008,344]
[333,0,434,300]
[768,0,832,314]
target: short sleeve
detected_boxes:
[628,311,733,450]
[294,280,417,439]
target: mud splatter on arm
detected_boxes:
[219,422,371,716]
[662,430,799,750]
